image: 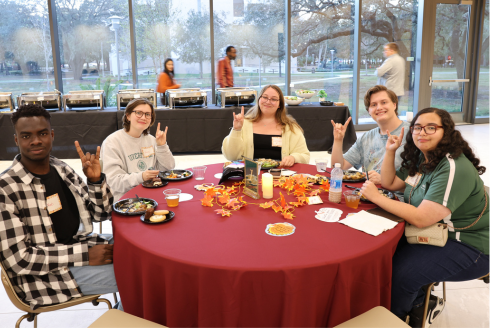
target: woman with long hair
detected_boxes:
[101,98,175,201]
[157,58,180,106]
[360,107,488,327]
[222,84,310,167]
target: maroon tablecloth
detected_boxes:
[112,163,404,327]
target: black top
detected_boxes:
[32,166,80,244]
[253,133,282,160]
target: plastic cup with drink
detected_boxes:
[193,166,207,180]
[343,191,361,209]
[315,158,328,172]
[163,188,181,207]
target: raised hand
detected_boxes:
[155,122,168,146]
[386,127,405,152]
[331,117,352,141]
[74,140,101,183]
[233,106,245,131]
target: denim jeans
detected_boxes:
[391,236,489,319]
[69,236,123,310]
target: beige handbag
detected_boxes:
[405,173,488,247]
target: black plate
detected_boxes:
[159,169,193,181]
[355,188,395,203]
[140,211,175,224]
[142,179,169,188]
[320,101,334,106]
[113,198,158,216]
[342,171,367,182]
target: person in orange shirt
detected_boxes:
[157,58,180,105]
[217,46,236,88]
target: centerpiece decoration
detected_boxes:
[199,174,330,219]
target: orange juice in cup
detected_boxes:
[163,189,181,207]
[343,191,361,209]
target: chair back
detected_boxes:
[0,260,32,312]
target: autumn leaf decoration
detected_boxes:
[201,195,214,207]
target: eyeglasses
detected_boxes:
[410,125,443,135]
[260,96,279,104]
[132,111,152,119]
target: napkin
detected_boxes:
[339,210,399,236]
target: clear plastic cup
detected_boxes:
[343,191,361,209]
[163,188,181,207]
[315,158,328,172]
[193,165,207,180]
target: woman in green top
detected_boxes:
[360,107,488,327]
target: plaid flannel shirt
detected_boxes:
[0,155,113,309]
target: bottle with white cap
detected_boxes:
[329,163,343,203]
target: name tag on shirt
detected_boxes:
[47,193,62,214]
[405,173,421,187]
[141,146,155,158]
[271,137,282,147]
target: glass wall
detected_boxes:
[213,0,286,94]
[291,1,355,107]
[55,0,130,107]
[476,1,489,117]
[359,0,418,122]
[0,0,54,110]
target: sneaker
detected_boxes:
[408,295,445,328]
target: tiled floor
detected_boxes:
[0,124,488,327]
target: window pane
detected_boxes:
[55,0,131,108]
[292,1,354,109]
[135,0,212,106]
[477,2,489,118]
[213,0,286,95]
[360,0,418,123]
[0,0,55,109]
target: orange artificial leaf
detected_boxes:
[282,212,295,220]
[226,198,240,208]
[297,196,308,203]
[273,180,283,187]
[293,184,307,196]
[233,181,243,186]
[218,192,230,205]
[259,201,275,209]
[226,186,237,193]
[280,192,287,208]
[201,195,214,207]
[283,204,294,211]
[271,204,283,213]
[232,204,243,210]
[289,201,304,207]
[283,179,295,191]
[320,179,330,191]
[294,174,309,185]
[309,190,320,196]
[205,188,217,197]
[215,209,232,217]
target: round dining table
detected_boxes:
[112,163,404,327]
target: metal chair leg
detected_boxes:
[16,314,30,328]
[442,281,446,301]
[94,297,113,309]
[421,282,435,328]
[113,292,118,304]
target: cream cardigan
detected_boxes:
[222,119,310,164]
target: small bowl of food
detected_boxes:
[295,89,316,99]
[284,96,304,106]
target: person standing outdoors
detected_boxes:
[217,46,236,88]
[157,58,180,106]
[376,42,405,100]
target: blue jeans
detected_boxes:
[391,237,489,318]
[69,237,123,310]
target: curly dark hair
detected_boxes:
[11,104,51,127]
[400,107,485,176]
[122,98,156,135]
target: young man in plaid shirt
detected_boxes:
[0,104,121,310]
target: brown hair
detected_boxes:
[364,85,399,116]
[400,107,486,176]
[385,42,399,53]
[245,85,303,134]
[122,98,156,135]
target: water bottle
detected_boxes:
[329,163,343,203]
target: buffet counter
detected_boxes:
[0,104,356,160]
